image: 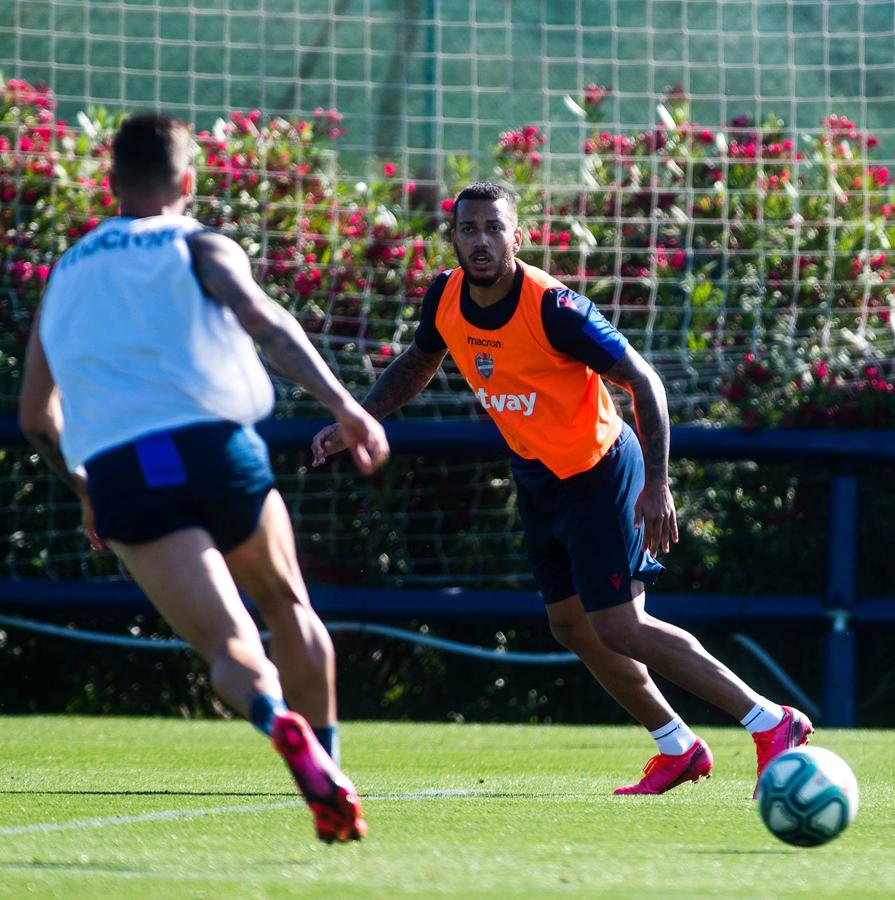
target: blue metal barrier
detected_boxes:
[1,413,893,726]
[823,475,859,727]
[2,580,894,624]
[3,414,895,461]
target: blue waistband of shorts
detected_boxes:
[511,422,634,486]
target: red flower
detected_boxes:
[871,166,890,188]
[382,162,397,177]
[584,84,609,107]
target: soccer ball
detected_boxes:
[756,746,858,847]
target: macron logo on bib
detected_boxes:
[474,387,537,417]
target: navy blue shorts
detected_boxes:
[85,421,276,553]
[513,423,664,612]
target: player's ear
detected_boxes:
[180,165,195,198]
[513,224,523,253]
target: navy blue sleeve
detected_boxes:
[540,288,628,373]
[412,270,451,353]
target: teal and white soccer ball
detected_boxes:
[756,746,858,847]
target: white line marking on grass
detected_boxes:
[0,800,301,836]
[0,790,475,837]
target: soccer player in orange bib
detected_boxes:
[312,181,813,795]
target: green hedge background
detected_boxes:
[1,76,893,723]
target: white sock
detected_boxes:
[649,716,697,755]
[740,700,785,734]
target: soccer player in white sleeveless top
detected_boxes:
[19,114,385,843]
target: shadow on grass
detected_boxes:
[0,860,145,875]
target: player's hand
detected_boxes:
[338,407,390,474]
[634,480,678,556]
[311,422,347,466]
[313,407,390,474]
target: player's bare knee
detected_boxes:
[549,617,590,652]
[591,619,638,657]
[250,576,311,619]
[281,603,335,662]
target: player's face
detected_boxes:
[452,198,522,288]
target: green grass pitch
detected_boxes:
[0,718,892,898]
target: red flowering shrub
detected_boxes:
[0,76,891,425]
[494,125,545,185]
[719,353,895,428]
[1,77,893,656]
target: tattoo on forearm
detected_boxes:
[631,394,670,482]
[605,352,670,482]
[255,324,327,390]
[363,350,439,419]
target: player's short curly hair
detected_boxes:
[452,181,517,227]
[112,113,191,194]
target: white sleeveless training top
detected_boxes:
[40,214,275,468]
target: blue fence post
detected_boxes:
[822,474,858,727]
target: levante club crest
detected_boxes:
[475,352,494,380]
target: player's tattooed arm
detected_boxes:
[311,342,446,466]
[603,345,670,483]
[603,345,678,554]
[188,231,344,397]
[190,231,389,473]
[361,343,447,419]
